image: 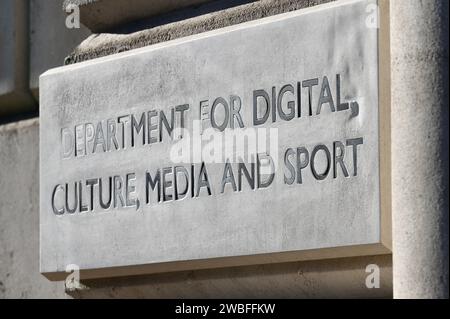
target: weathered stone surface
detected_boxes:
[41,0,389,280]
[0,119,67,298]
[65,0,334,64]
[29,0,91,99]
[63,0,214,33]
[71,255,393,298]
[0,0,36,116]
[391,0,449,299]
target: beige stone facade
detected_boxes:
[0,0,447,299]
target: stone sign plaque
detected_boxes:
[40,0,391,280]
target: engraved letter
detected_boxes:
[99,177,112,210]
[174,166,189,200]
[230,95,244,129]
[211,97,229,132]
[221,160,237,193]
[302,78,319,116]
[131,113,146,147]
[147,111,158,144]
[160,109,175,141]
[126,173,139,209]
[61,128,74,159]
[253,90,270,126]
[257,153,275,189]
[162,167,173,202]
[347,137,364,176]
[196,162,212,197]
[93,122,107,153]
[311,144,331,180]
[238,161,255,191]
[51,184,65,215]
[336,74,350,112]
[317,76,336,115]
[86,178,99,211]
[146,169,161,203]
[65,182,78,214]
[113,176,125,208]
[284,148,295,185]
[278,84,296,121]
[296,147,310,184]
[107,119,119,151]
[333,141,349,178]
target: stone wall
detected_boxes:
[0,0,447,299]
[0,119,67,298]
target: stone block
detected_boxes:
[40,0,390,280]
[63,0,214,32]
[65,0,332,64]
[30,0,91,99]
[0,0,35,116]
[0,119,67,298]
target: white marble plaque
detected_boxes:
[40,0,391,280]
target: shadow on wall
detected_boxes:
[108,0,259,34]
[68,255,392,299]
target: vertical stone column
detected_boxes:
[391,0,449,299]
